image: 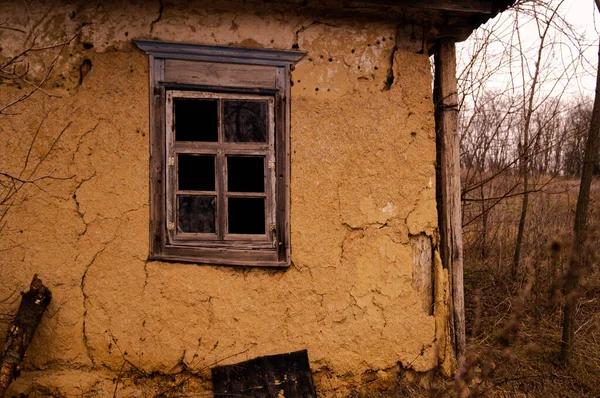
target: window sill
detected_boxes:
[149,245,289,267]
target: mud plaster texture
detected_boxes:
[0,0,449,396]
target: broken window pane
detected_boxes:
[178,195,216,233]
[227,156,265,193]
[224,100,267,142]
[174,98,218,142]
[178,154,215,191]
[228,197,265,234]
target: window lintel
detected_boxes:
[134,39,306,66]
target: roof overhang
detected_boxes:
[333,0,516,42]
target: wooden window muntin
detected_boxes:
[166,90,276,246]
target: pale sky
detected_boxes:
[457,0,599,102]
[562,0,599,94]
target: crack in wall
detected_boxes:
[80,235,118,366]
[70,122,100,165]
[204,296,215,331]
[150,0,164,34]
[396,131,417,156]
[404,184,435,235]
[230,14,239,32]
[142,260,150,293]
[72,172,96,237]
[382,26,399,91]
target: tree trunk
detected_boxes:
[512,134,529,278]
[560,36,600,362]
[0,275,52,398]
[511,5,559,278]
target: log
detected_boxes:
[0,275,52,398]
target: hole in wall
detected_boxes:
[78,59,92,85]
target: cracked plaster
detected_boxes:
[0,0,448,395]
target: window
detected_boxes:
[167,92,274,240]
[135,40,304,266]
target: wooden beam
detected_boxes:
[434,38,466,363]
[344,0,493,14]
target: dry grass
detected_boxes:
[459,176,600,397]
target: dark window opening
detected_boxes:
[228,197,266,234]
[178,154,216,191]
[227,156,265,193]
[174,98,218,142]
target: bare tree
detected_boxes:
[458,0,591,279]
[561,100,594,177]
[560,0,600,362]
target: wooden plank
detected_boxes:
[160,82,279,96]
[156,245,286,267]
[265,97,277,249]
[164,59,277,89]
[173,144,270,153]
[275,66,290,264]
[212,350,317,398]
[434,38,465,362]
[343,0,493,14]
[410,234,434,315]
[170,239,274,249]
[149,57,166,258]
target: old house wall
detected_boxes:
[0,0,443,395]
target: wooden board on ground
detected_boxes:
[211,349,317,398]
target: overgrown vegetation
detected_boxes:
[460,178,600,396]
[450,0,600,394]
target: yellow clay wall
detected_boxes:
[0,0,443,395]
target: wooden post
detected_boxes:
[434,38,466,363]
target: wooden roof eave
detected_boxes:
[344,0,516,43]
[347,0,495,14]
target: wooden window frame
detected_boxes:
[135,40,305,267]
